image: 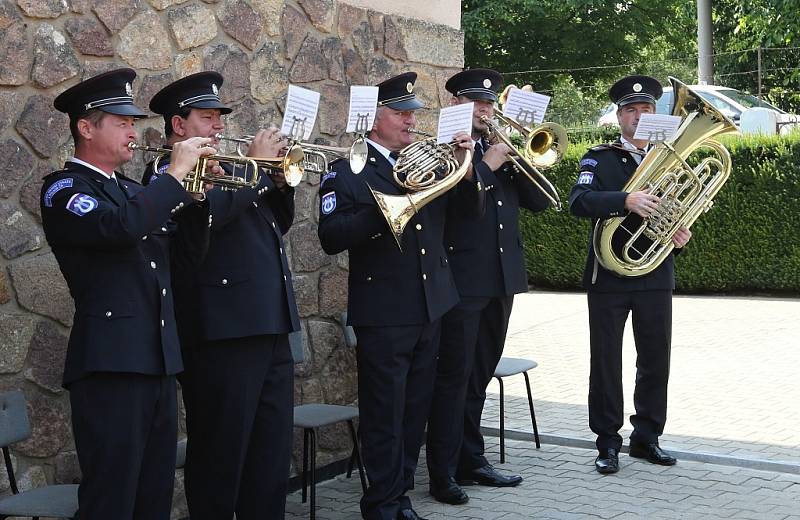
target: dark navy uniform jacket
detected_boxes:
[41,161,207,386]
[145,158,300,346]
[568,141,676,292]
[445,138,550,298]
[318,143,485,327]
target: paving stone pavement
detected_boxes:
[286,437,800,519]
[484,291,800,466]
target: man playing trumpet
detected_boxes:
[426,69,552,505]
[147,71,300,519]
[318,72,482,520]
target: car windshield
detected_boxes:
[716,89,785,112]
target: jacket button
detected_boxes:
[253,202,258,207]
[105,311,112,318]
[283,275,287,281]
[161,226,168,232]
[499,247,504,253]
[161,319,165,327]
[162,288,167,296]
[448,246,454,251]
[142,235,148,240]
[497,200,503,206]
[279,247,283,254]
[150,261,157,269]
[499,224,504,230]
[179,202,184,208]
[415,224,422,231]
[422,273,427,280]
[222,278,228,285]
[420,248,426,255]
[366,276,372,281]
[272,222,276,228]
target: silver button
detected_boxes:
[253,202,258,208]
[272,222,276,228]
[497,200,503,206]
[150,261,156,269]
[420,248,426,255]
[499,224,504,230]
[366,276,372,281]
[162,288,167,296]
[142,235,148,240]
[161,226,168,232]
[448,246,454,251]
[105,311,112,318]
[500,247,504,253]
[283,275,287,281]
[279,248,283,254]
[222,278,228,285]
[415,224,422,231]
[179,202,184,208]
[170,209,176,214]
[161,319,165,327]
[422,274,427,280]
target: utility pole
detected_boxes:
[697,0,714,84]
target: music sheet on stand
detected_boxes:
[502,88,550,126]
[281,85,320,140]
[346,86,379,133]
[436,102,474,144]
[633,113,682,142]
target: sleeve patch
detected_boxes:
[320,170,337,186]
[44,178,73,207]
[66,193,99,216]
[577,171,594,185]
[320,191,337,215]
[580,158,598,168]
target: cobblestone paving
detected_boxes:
[286,437,800,519]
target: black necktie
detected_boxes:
[104,176,127,206]
[474,139,485,163]
[389,151,399,161]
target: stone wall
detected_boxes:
[0,0,463,515]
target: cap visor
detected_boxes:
[463,92,497,102]
[188,100,233,114]
[384,98,424,111]
[102,104,148,119]
[617,95,656,107]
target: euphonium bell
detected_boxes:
[592,77,739,277]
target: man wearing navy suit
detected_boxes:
[318,72,482,520]
[147,72,299,519]
[41,68,212,520]
[426,69,552,505]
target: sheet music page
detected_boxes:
[346,86,379,133]
[281,85,320,140]
[502,88,550,126]
[633,113,683,142]
[436,102,474,144]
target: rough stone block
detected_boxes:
[318,83,348,136]
[147,0,189,9]
[391,15,464,68]
[9,252,74,326]
[288,220,329,272]
[0,139,36,198]
[117,11,173,70]
[203,44,250,104]
[19,161,47,222]
[168,3,217,50]
[320,346,357,404]
[134,73,173,115]
[298,0,333,33]
[293,272,319,318]
[289,36,327,83]
[16,390,71,458]
[250,0,282,37]
[0,313,36,374]
[0,200,43,259]
[16,0,68,18]
[25,320,69,394]
[282,4,308,60]
[32,24,81,88]
[250,41,287,105]
[93,0,141,34]
[218,0,263,50]
[0,23,32,86]
[65,17,114,57]
[175,51,203,78]
[318,267,347,319]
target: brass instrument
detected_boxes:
[369,133,473,249]
[592,77,738,277]
[128,143,303,193]
[480,84,567,210]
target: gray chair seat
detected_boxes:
[0,484,78,517]
[494,357,538,378]
[176,438,187,469]
[294,404,359,429]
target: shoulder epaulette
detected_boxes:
[589,143,615,152]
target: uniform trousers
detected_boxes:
[587,290,672,451]
[69,372,177,520]
[181,334,293,520]
[354,321,441,520]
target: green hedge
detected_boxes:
[520,133,800,294]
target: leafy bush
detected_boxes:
[520,133,800,294]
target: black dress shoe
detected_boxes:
[455,464,523,487]
[429,477,469,505]
[629,442,677,466]
[397,508,428,520]
[594,448,619,474]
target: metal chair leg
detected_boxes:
[302,428,309,504]
[347,419,368,493]
[496,376,506,464]
[523,371,541,449]
[310,428,317,520]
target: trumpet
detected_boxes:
[216,132,368,177]
[128,142,261,194]
[213,133,306,186]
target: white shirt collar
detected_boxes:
[365,138,396,166]
[68,157,116,180]
[619,136,649,164]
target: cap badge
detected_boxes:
[633,83,642,93]
[125,82,133,96]
[483,78,492,88]
[406,82,413,93]
[212,83,219,96]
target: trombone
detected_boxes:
[129,143,304,193]
[480,84,567,210]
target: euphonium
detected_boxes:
[369,132,473,249]
[592,77,739,277]
[128,143,261,194]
